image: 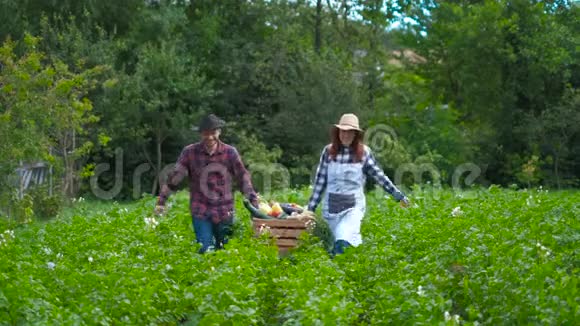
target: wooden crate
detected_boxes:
[252,218,311,254]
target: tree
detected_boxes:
[518,88,580,188]
[0,34,105,197]
[407,0,578,185]
[0,0,145,41]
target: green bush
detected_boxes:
[27,185,64,219]
[0,188,578,325]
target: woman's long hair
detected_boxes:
[328,127,365,162]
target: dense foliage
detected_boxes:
[1,1,578,209]
[1,188,578,325]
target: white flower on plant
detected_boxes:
[305,220,317,231]
[137,255,144,260]
[444,311,451,321]
[88,256,94,263]
[416,285,425,297]
[536,242,548,251]
[258,224,271,235]
[7,230,14,238]
[451,206,463,217]
[536,242,551,257]
[43,247,52,255]
[144,217,159,229]
[47,262,56,270]
[526,195,535,206]
[0,230,15,247]
[444,311,460,323]
[56,253,63,259]
[173,233,184,240]
[165,264,172,271]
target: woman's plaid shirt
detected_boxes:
[307,144,407,212]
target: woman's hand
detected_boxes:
[400,197,410,208]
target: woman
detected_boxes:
[307,113,410,255]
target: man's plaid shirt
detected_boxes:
[158,141,258,223]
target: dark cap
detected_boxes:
[198,114,225,132]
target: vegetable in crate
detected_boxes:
[258,202,271,215]
[244,199,272,219]
[270,202,284,218]
[244,199,288,219]
[245,201,334,252]
[280,203,304,215]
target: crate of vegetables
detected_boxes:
[243,199,321,254]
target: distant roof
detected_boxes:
[388,49,426,66]
[15,162,49,171]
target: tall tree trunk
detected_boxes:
[61,131,73,197]
[60,129,78,198]
[315,0,322,54]
[69,129,76,197]
[343,0,349,29]
[62,143,68,196]
[554,153,561,190]
[368,27,377,111]
[151,131,163,195]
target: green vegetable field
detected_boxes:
[1,187,578,325]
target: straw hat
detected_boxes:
[334,113,362,131]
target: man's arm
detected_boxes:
[157,147,191,207]
[230,148,258,207]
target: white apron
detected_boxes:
[321,160,366,246]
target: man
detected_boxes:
[154,114,259,253]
